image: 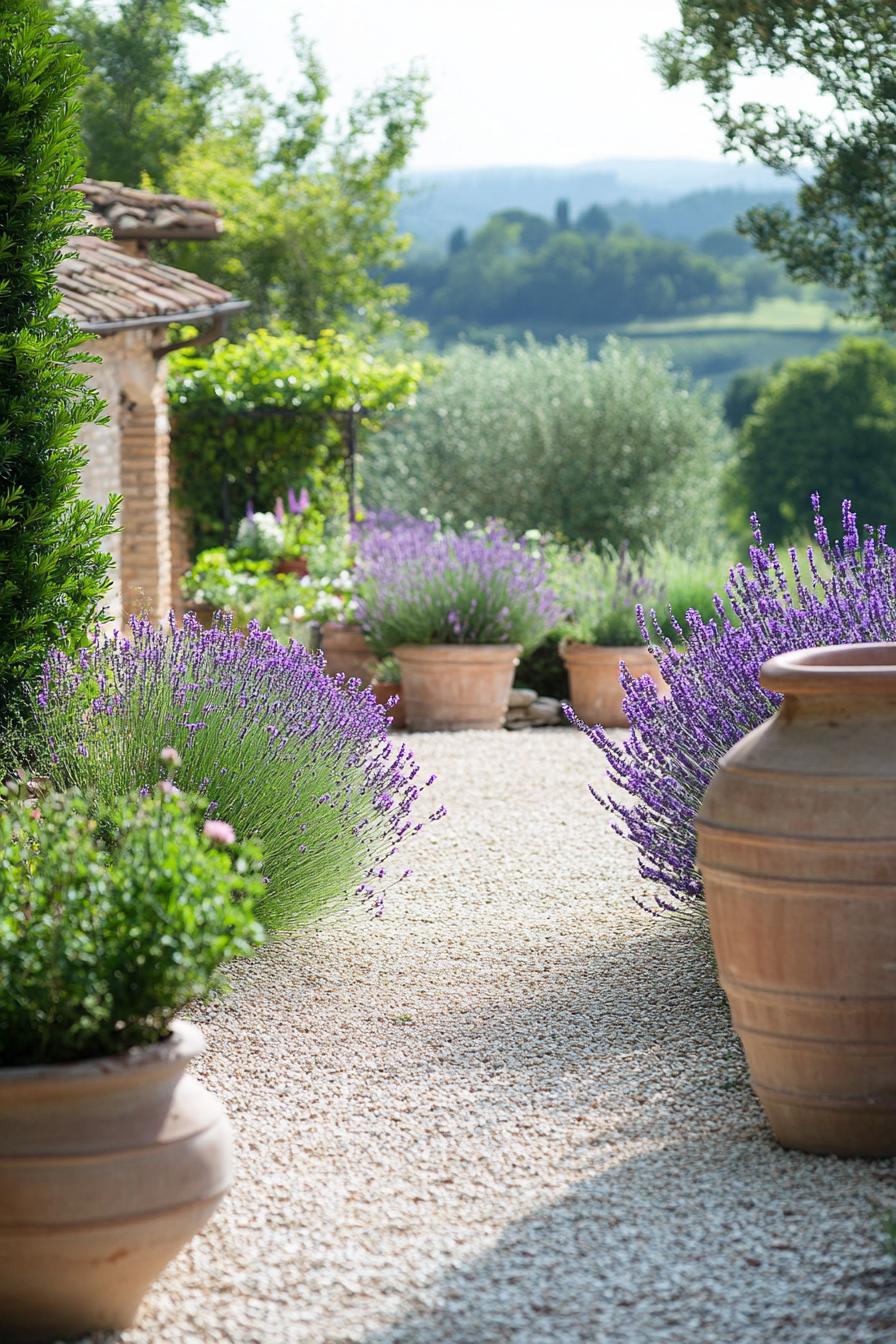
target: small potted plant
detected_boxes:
[0,768,264,1342]
[356,518,561,731]
[371,654,405,729]
[556,543,667,728]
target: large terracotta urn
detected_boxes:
[560,640,666,728]
[320,621,377,685]
[697,642,896,1157]
[0,1021,232,1342]
[395,643,521,731]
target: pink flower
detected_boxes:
[158,780,180,797]
[297,487,310,514]
[160,746,181,767]
[203,819,236,846]
[274,496,286,523]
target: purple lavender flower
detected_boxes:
[569,498,896,912]
[353,514,561,652]
[32,613,440,930]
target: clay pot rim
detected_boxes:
[559,638,654,660]
[761,642,896,695]
[0,1019,203,1089]
[394,642,523,661]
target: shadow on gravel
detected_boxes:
[420,919,730,1078]
[360,1134,896,1344]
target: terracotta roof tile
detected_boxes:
[75,179,223,241]
[58,234,246,332]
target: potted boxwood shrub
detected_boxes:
[356,517,561,731]
[0,772,264,1342]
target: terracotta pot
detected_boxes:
[320,621,377,685]
[560,640,666,728]
[395,643,521,731]
[372,680,406,730]
[697,642,896,1157]
[0,1021,232,1342]
[275,556,308,579]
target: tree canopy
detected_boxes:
[654,2,896,324]
[734,338,896,539]
[52,1,428,336]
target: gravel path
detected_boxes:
[112,730,894,1344]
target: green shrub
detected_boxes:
[514,630,567,699]
[0,780,265,1067]
[169,325,425,552]
[362,336,730,550]
[0,1,118,725]
[734,338,896,542]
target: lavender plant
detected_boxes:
[354,515,562,654]
[549,540,732,647]
[27,614,442,931]
[572,498,896,912]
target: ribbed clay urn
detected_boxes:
[395,643,522,730]
[0,1021,232,1343]
[320,621,377,685]
[697,642,896,1157]
[560,640,666,728]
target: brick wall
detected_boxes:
[77,327,173,626]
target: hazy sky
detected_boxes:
[189,0,824,171]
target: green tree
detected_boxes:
[52,0,242,184]
[363,337,729,550]
[576,203,611,237]
[735,338,896,539]
[0,0,117,723]
[54,4,428,337]
[554,197,571,230]
[654,3,896,323]
[448,226,468,254]
[723,367,770,430]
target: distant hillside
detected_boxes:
[608,188,798,243]
[396,158,797,246]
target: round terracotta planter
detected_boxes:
[320,621,377,685]
[560,640,666,728]
[372,680,406,730]
[0,1021,232,1343]
[394,643,522,731]
[697,642,896,1157]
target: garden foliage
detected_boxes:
[734,339,896,542]
[354,514,561,655]
[550,540,733,646]
[0,0,117,724]
[575,498,896,911]
[362,337,729,550]
[170,325,425,551]
[58,3,428,338]
[655,2,896,324]
[0,781,264,1067]
[29,614,441,931]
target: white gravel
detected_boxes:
[105,730,895,1343]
